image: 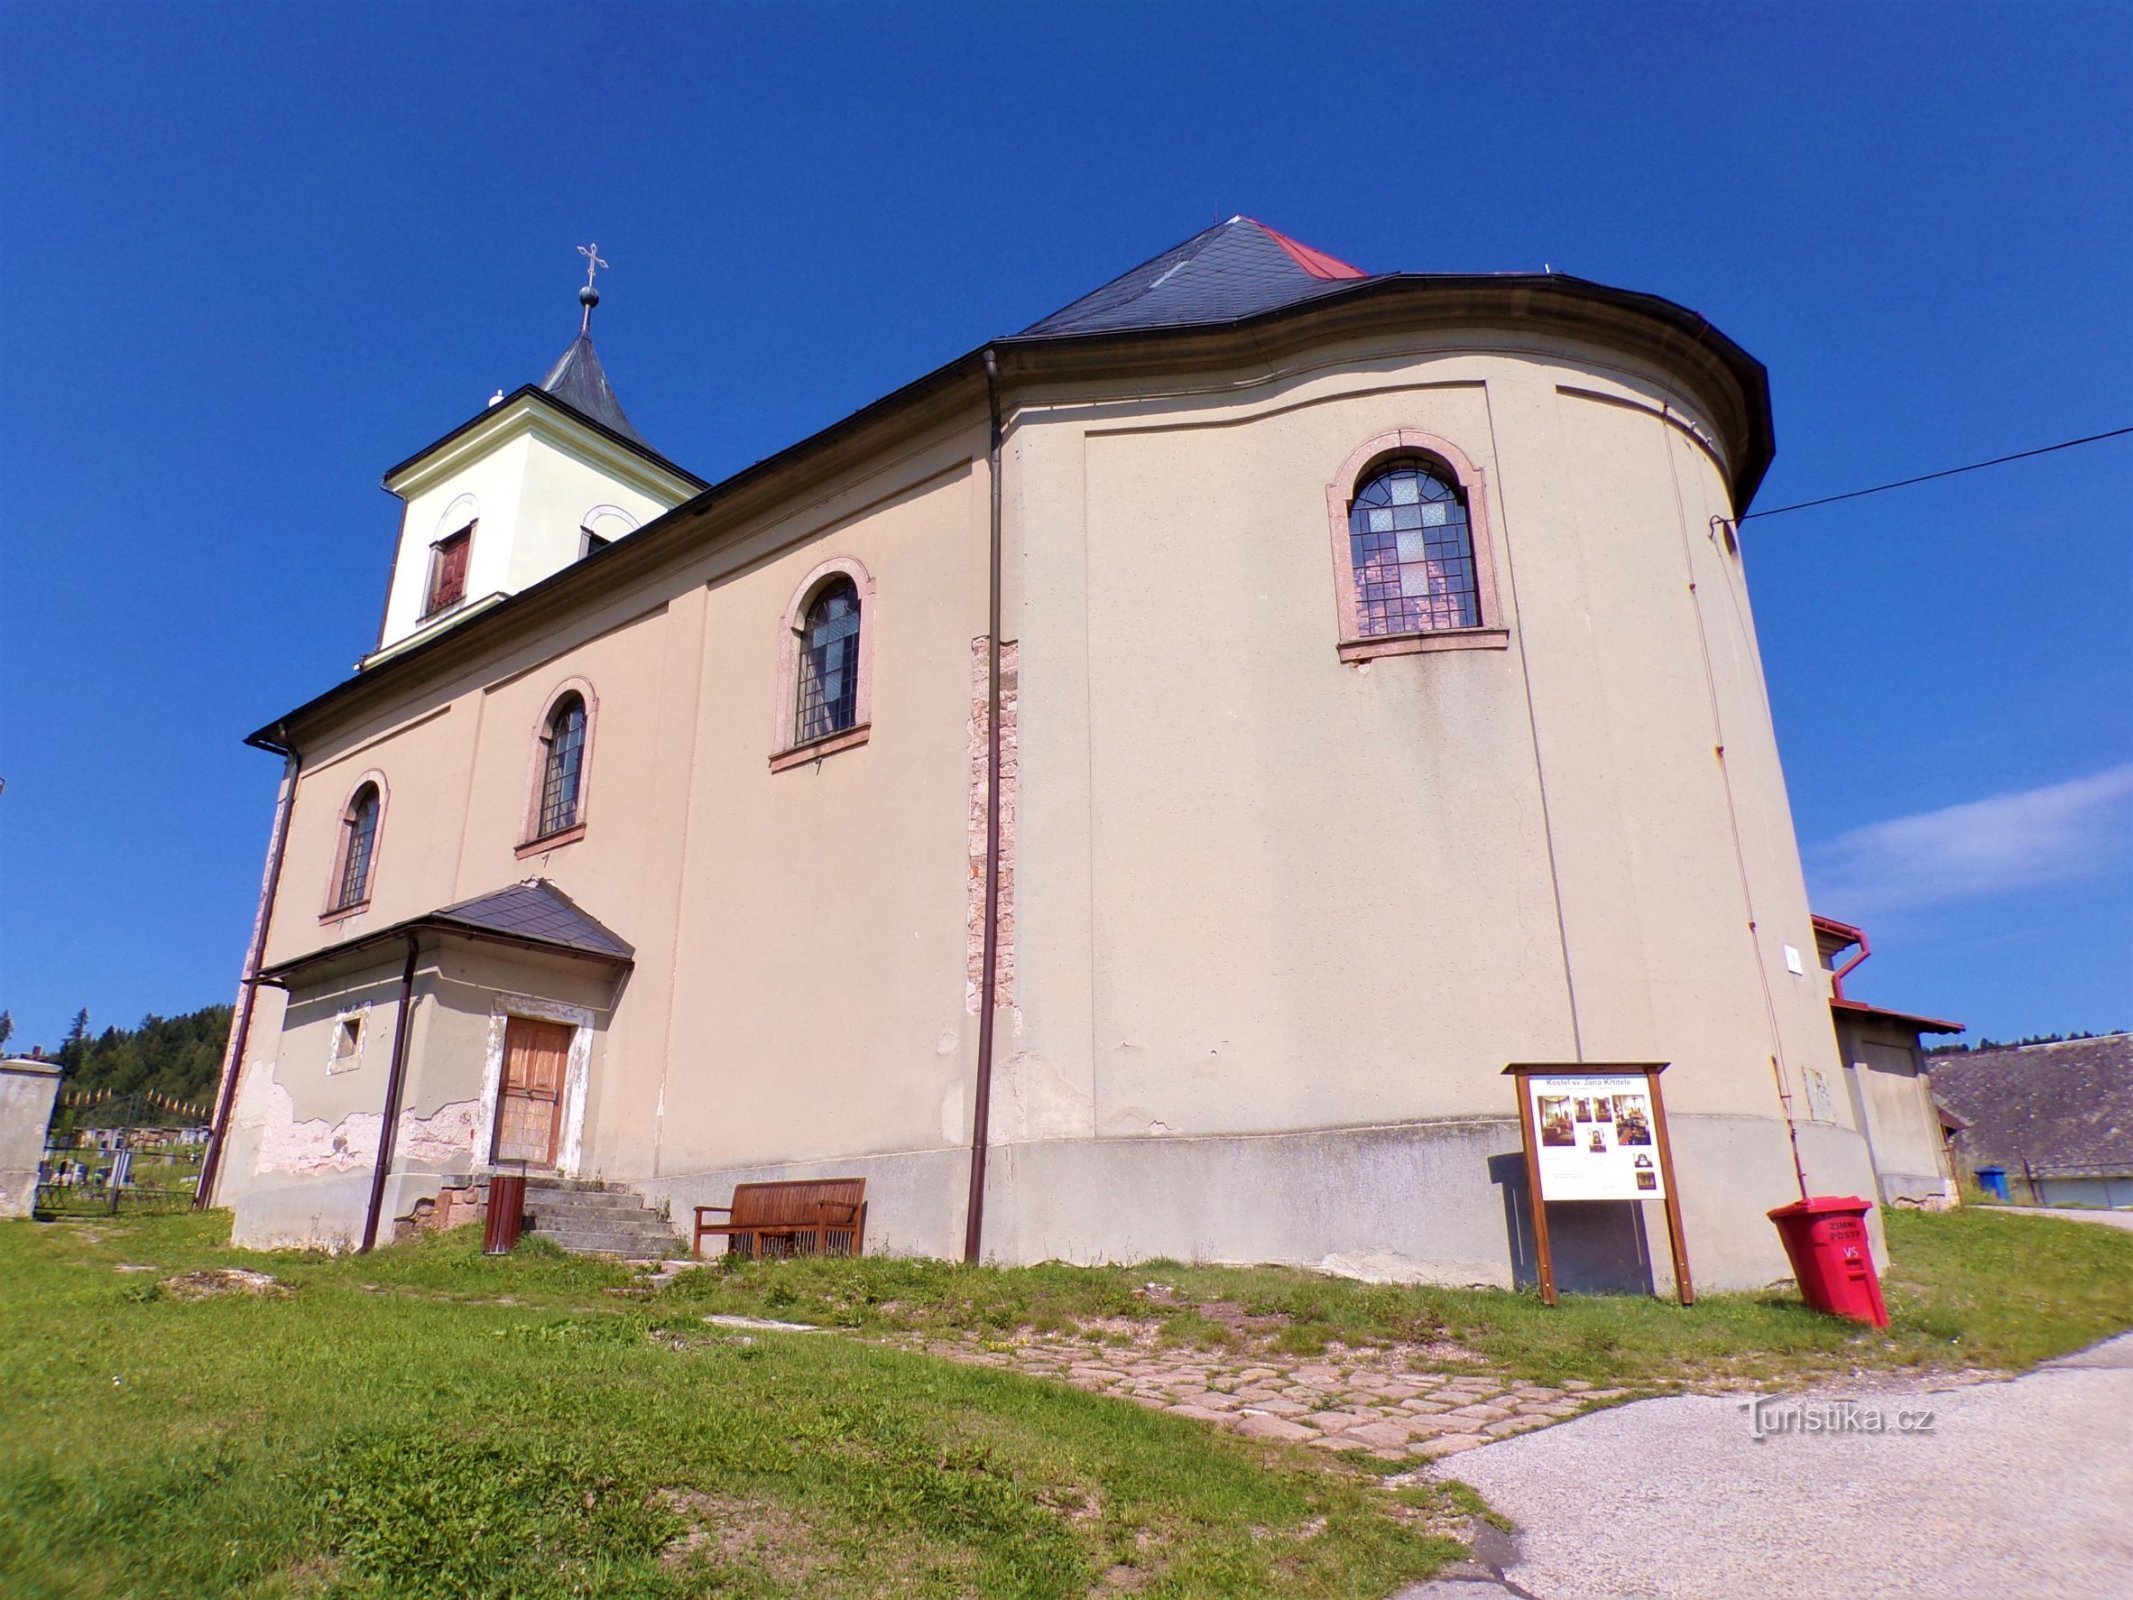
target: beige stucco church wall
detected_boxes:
[986,331,1872,1288]
[217,294,1879,1290]
[220,411,997,1254]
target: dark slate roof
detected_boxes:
[1931,1035,2133,1174]
[1021,216,1370,337]
[433,880,634,961]
[541,333,650,448]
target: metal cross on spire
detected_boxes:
[576,243,608,333]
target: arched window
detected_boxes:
[1349,459,1479,636]
[794,577,862,745]
[535,694,588,840]
[334,783,381,910]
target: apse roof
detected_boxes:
[1022,216,1371,337]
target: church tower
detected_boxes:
[365,248,703,665]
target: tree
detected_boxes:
[0,1010,11,1051]
[57,1009,91,1074]
[56,1005,232,1117]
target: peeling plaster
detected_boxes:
[989,1052,1096,1143]
[397,1099,485,1165]
[250,1080,485,1175]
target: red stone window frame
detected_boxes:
[1325,430,1508,663]
[517,678,599,857]
[321,770,389,923]
[423,522,475,619]
[770,556,876,772]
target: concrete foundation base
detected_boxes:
[644,1110,1881,1293]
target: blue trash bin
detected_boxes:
[1976,1165,2010,1202]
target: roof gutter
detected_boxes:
[380,384,708,492]
[963,347,1007,1265]
[257,916,634,986]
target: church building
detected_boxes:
[202,220,1883,1290]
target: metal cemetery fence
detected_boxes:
[35,1088,211,1218]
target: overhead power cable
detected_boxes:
[1741,426,2133,521]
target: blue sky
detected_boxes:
[2,2,2128,1049]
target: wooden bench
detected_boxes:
[693,1178,867,1260]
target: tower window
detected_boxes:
[425,524,473,616]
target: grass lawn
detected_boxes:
[3,1206,2128,1598]
[0,1214,1466,1599]
[648,1205,2133,1387]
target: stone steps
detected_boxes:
[521,1179,681,1259]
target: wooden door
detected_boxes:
[492,1017,573,1167]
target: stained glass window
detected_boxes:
[1348,461,1479,635]
[336,785,380,908]
[795,578,861,744]
[538,695,587,837]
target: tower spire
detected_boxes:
[576,242,608,335]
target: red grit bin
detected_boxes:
[1767,1195,1890,1328]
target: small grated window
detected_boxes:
[331,1016,362,1067]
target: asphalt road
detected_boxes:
[1398,1332,2133,1600]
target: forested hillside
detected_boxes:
[50,1006,231,1111]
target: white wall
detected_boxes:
[374,401,693,654]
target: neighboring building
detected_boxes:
[203,218,1889,1289]
[1810,916,1963,1207]
[1931,1035,2133,1209]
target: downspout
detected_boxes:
[197,737,301,1208]
[963,349,1006,1264]
[1827,923,1870,1001]
[359,932,422,1253]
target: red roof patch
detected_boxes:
[1253,220,1367,281]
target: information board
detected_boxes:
[1503,1062,1692,1307]
[1526,1073,1666,1202]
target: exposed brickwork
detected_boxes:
[393,1177,488,1242]
[966,638,1019,1013]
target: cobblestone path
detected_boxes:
[917,1328,1631,1460]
